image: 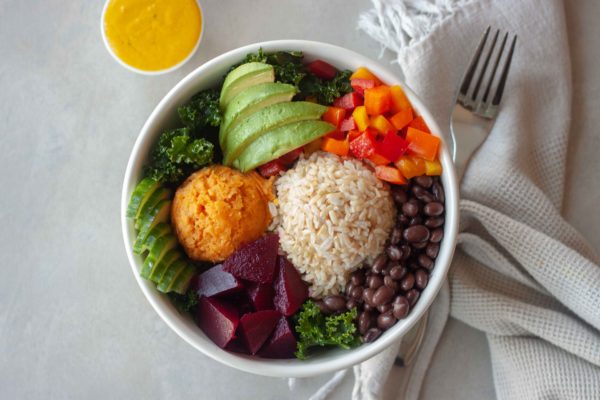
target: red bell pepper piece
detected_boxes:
[349,130,377,159]
[322,106,346,128]
[333,92,363,110]
[307,60,337,80]
[325,130,346,140]
[351,79,377,95]
[376,132,408,163]
[340,116,357,132]
[258,160,286,177]
[375,165,407,185]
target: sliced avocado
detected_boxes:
[140,234,178,279]
[223,101,327,166]
[233,120,335,172]
[220,62,275,109]
[126,177,161,219]
[132,199,172,254]
[136,222,171,255]
[157,259,188,293]
[219,83,297,147]
[149,248,181,283]
[169,264,197,294]
[134,187,171,229]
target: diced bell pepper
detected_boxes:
[322,106,346,128]
[352,106,369,131]
[375,165,407,185]
[389,108,413,130]
[390,85,412,113]
[370,115,394,135]
[333,92,363,110]
[321,137,349,157]
[364,85,391,115]
[349,130,377,159]
[351,79,376,95]
[406,127,440,161]
[350,67,382,85]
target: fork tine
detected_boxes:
[492,35,518,106]
[482,32,508,104]
[459,26,490,96]
[471,29,499,101]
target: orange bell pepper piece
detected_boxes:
[389,85,412,113]
[408,116,431,133]
[321,137,349,157]
[352,106,370,131]
[370,115,395,135]
[364,85,391,115]
[304,138,323,155]
[406,127,440,161]
[424,159,442,176]
[350,67,382,85]
[375,165,407,185]
[347,129,361,141]
[322,106,346,128]
[368,153,391,166]
[395,156,426,179]
[389,108,413,130]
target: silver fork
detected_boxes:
[395,26,517,371]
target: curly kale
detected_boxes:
[168,290,199,314]
[178,89,222,131]
[294,300,360,359]
[299,70,353,105]
[146,127,214,184]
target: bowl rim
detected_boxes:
[121,39,459,377]
[100,0,205,76]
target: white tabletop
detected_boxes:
[1,1,598,399]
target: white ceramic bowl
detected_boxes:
[121,40,459,377]
[100,0,204,75]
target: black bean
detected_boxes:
[386,245,402,261]
[393,296,410,319]
[403,225,430,243]
[367,275,383,290]
[392,187,408,204]
[346,298,358,310]
[377,303,392,313]
[364,303,374,312]
[415,269,429,289]
[424,202,444,217]
[400,244,411,260]
[350,269,366,286]
[432,181,445,203]
[383,275,398,292]
[430,228,444,243]
[417,254,433,269]
[400,273,415,291]
[345,281,354,295]
[415,176,433,188]
[373,285,394,306]
[372,254,387,274]
[412,241,428,249]
[363,328,382,343]
[377,311,397,330]
[408,262,420,270]
[349,285,362,300]
[426,243,440,259]
[363,287,376,306]
[409,216,423,226]
[390,227,402,245]
[412,186,434,202]
[406,289,420,306]
[425,217,445,228]
[389,265,407,280]
[398,214,410,225]
[358,311,374,335]
[323,295,346,312]
[315,300,332,314]
[402,201,419,217]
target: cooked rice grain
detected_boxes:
[275,152,396,297]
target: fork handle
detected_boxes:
[450,104,493,181]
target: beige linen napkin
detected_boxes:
[347,0,600,399]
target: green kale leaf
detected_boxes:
[168,290,199,314]
[299,69,353,105]
[294,300,360,360]
[146,127,214,184]
[178,89,222,130]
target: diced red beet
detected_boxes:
[223,234,279,284]
[192,264,243,298]
[273,257,308,316]
[340,116,357,132]
[259,317,297,359]
[238,310,281,354]
[351,78,376,95]
[247,283,275,311]
[225,337,251,355]
[307,60,337,80]
[196,297,239,348]
[277,147,303,166]
[258,159,286,177]
[333,92,363,110]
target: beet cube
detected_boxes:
[238,310,281,354]
[247,283,274,311]
[192,264,243,298]
[223,234,279,284]
[273,257,308,316]
[196,297,239,348]
[259,317,297,359]
[225,338,251,355]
